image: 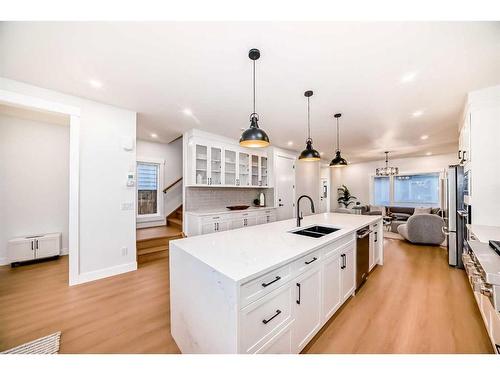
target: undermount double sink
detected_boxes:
[290,225,341,238]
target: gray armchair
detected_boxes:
[397,213,445,245]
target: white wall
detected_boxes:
[136,138,183,227]
[0,113,69,263]
[0,78,137,279]
[331,153,457,207]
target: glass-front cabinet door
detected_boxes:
[251,155,260,186]
[209,146,222,185]
[194,144,208,185]
[238,152,250,186]
[260,156,268,186]
[224,149,237,186]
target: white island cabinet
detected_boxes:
[170,213,383,354]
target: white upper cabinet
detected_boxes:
[186,130,272,188]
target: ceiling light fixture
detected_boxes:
[298,90,321,161]
[239,48,270,148]
[182,108,193,116]
[400,72,417,83]
[426,152,433,156]
[329,113,348,168]
[287,141,294,146]
[150,133,158,139]
[420,134,429,140]
[412,110,424,117]
[376,151,399,176]
[89,79,103,89]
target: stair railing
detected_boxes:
[163,177,182,194]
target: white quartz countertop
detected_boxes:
[467,224,500,243]
[469,240,500,286]
[171,213,382,284]
[185,206,277,216]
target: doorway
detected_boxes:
[275,154,296,221]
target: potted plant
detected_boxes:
[337,185,357,208]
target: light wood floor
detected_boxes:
[0,239,493,353]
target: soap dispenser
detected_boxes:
[259,192,265,207]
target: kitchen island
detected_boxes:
[170,212,383,353]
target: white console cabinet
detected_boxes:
[7,233,61,264]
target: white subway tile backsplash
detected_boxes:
[185,187,274,211]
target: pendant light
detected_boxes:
[376,151,399,176]
[239,48,270,148]
[298,90,321,161]
[329,113,348,167]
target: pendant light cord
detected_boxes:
[253,59,256,115]
[307,96,311,140]
[336,117,340,151]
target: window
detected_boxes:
[373,176,390,206]
[372,172,441,208]
[137,161,161,216]
[393,173,439,207]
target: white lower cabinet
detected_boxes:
[322,253,342,321]
[240,283,294,353]
[292,267,322,352]
[237,233,361,354]
[186,208,277,236]
[369,222,382,271]
[340,246,356,302]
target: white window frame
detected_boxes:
[370,169,445,208]
[136,157,165,223]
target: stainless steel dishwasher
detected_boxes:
[356,227,372,291]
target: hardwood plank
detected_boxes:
[0,238,492,353]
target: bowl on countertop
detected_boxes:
[226,205,250,211]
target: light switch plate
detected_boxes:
[121,202,134,210]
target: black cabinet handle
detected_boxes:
[261,276,281,287]
[296,283,301,304]
[463,150,467,162]
[458,150,462,160]
[36,239,38,250]
[31,240,34,251]
[341,254,346,269]
[375,231,378,243]
[262,309,281,324]
[304,257,318,265]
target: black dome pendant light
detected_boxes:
[329,113,348,167]
[298,90,321,161]
[239,48,270,148]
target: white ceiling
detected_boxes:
[1,22,499,163]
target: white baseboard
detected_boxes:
[60,247,69,256]
[0,257,8,266]
[72,261,137,286]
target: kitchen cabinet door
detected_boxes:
[322,253,342,322]
[209,146,222,185]
[260,156,268,187]
[36,235,60,258]
[224,149,237,186]
[293,267,322,352]
[201,222,217,234]
[251,155,260,186]
[238,152,250,186]
[194,143,209,185]
[341,247,355,302]
[8,238,35,263]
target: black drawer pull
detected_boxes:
[304,257,318,265]
[296,283,301,305]
[261,276,281,287]
[262,309,281,324]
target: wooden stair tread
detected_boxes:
[168,217,182,225]
[138,245,169,256]
[136,226,183,242]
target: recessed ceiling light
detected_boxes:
[89,79,103,89]
[150,133,158,139]
[426,152,432,156]
[182,108,193,116]
[400,72,417,83]
[412,110,424,117]
[287,141,294,146]
[420,134,429,140]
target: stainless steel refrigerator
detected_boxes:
[443,165,464,267]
